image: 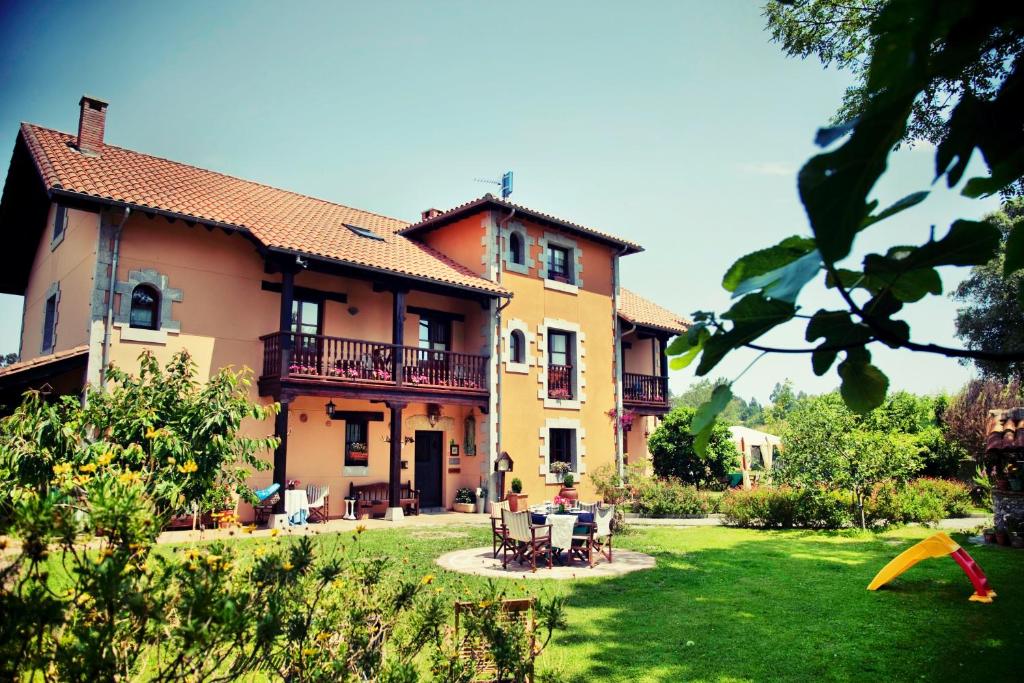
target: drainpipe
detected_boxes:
[612,244,630,480]
[100,207,130,389]
[493,207,515,496]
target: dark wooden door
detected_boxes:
[414,430,443,508]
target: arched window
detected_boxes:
[509,330,525,364]
[129,284,160,330]
[509,232,524,265]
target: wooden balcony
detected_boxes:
[622,372,669,412]
[259,332,489,404]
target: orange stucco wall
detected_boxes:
[622,333,657,375]
[108,215,492,520]
[416,213,489,277]
[20,204,98,359]
[495,216,619,505]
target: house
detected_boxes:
[0,95,688,520]
[728,425,782,488]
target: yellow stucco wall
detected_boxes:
[21,204,98,359]
[622,333,657,374]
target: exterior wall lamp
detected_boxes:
[325,399,336,419]
[427,403,442,427]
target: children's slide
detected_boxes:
[867,531,996,603]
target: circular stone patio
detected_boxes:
[435,546,656,580]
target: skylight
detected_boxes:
[345,224,384,241]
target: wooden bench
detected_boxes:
[349,481,420,518]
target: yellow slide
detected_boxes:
[867,532,996,603]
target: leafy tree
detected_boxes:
[763,379,806,430]
[952,200,1024,382]
[668,2,1024,450]
[764,0,1024,197]
[864,390,967,477]
[775,393,924,528]
[648,406,740,488]
[943,378,1024,466]
[739,397,765,428]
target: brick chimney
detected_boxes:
[76,95,108,155]
[420,208,443,221]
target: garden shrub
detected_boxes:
[720,487,851,529]
[866,478,972,526]
[631,477,714,517]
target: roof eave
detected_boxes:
[400,196,644,255]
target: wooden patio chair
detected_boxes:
[454,598,536,683]
[306,484,330,523]
[502,509,551,572]
[571,504,615,567]
[490,500,512,558]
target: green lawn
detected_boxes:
[169,524,1022,682]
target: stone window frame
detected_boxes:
[538,417,586,484]
[41,281,60,354]
[537,231,583,294]
[50,204,68,251]
[502,318,535,374]
[112,268,182,344]
[500,221,535,275]
[535,318,586,409]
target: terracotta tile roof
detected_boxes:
[618,288,688,334]
[0,344,89,380]
[19,124,506,296]
[399,194,644,254]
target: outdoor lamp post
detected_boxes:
[494,451,514,501]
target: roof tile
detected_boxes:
[618,288,688,334]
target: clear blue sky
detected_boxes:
[0,1,997,403]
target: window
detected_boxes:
[509,232,524,265]
[345,420,369,466]
[547,330,574,399]
[291,298,322,367]
[509,330,525,364]
[345,223,385,241]
[549,428,575,468]
[129,284,160,330]
[42,293,57,352]
[547,245,572,283]
[52,205,67,245]
[418,316,450,351]
[750,445,764,469]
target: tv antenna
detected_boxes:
[474,171,513,199]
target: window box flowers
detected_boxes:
[453,487,476,513]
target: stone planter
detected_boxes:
[453,502,475,513]
[506,493,528,512]
[558,486,578,503]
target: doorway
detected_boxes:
[414,430,444,508]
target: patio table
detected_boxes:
[528,510,593,565]
[284,489,310,525]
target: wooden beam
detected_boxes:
[272,400,289,514]
[329,410,385,422]
[386,401,405,507]
[261,280,347,304]
[278,269,295,377]
[393,290,406,387]
[407,305,465,323]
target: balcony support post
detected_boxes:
[658,335,669,398]
[272,397,290,515]
[385,400,407,521]
[392,289,407,387]
[278,268,295,377]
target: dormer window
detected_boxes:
[548,245,572,283]
[129,284,161,330]
[509,232,524,265]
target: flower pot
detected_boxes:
[996,530,1010,546]
[996,477,1010,491]
[453,502,475,513]
[983,529,997,544]
[506,493,528,512]
[475,498,487,514]
[558,486,578,503]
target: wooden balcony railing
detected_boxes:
[623,372,668,405]
[260,332,488,393]
[547,364,574,399]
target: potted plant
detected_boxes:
[201,486,236,529]
[550,462,578,502]
[453,487,476,513]
[983,527,997,544]
[475,486,488,514]
[995,522,1010,546]
[507,478,528,511]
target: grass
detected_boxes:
[164,523,1024,682]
